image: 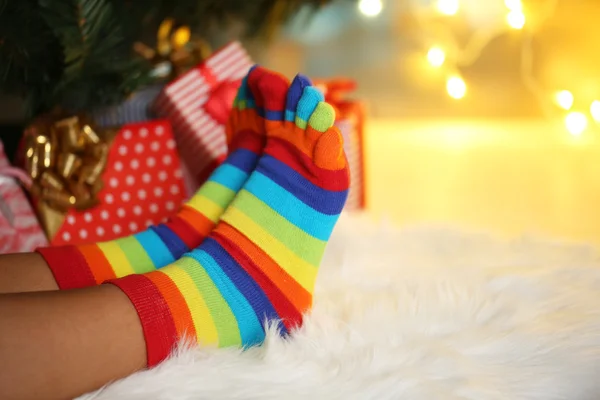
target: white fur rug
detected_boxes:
[81,214,600,400]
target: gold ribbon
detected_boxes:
[134,18,213,80]
[22,113,117,238]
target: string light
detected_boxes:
[554,90,574,111]
[565,112,588,136]
[591,101,600,122]
[358,0,383,17]
[437,0,460,16]
[446,76,467,99]
[505,0,523,11]
[427,47,446,67]
[506,10,526,29]
[411,0,600,135]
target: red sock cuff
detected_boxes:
[36,246,96,290]
[107,274,179,367]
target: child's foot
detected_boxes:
[109,68,350,367]
[37,66,269,290]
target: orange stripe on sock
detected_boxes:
[146,270,198,340]
[78,244,117,284]
[264,121,322,160]
[215,222,313,313]
[239,110,262,132]
[177,205,215,238]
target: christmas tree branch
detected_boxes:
[0,0,332,118]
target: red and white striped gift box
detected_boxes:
[0,142,49,253]
[153,41,254,197]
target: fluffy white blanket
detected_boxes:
[81,214,600,400]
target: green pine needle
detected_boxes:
[0,0,332,118]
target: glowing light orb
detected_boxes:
[565,112,588,136]
[446,76,467,99]
[358,0,383,17]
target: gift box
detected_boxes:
[315,79,367,211]
[91,84,164,128]
[153,40,254,196]
[19,118,187,246]
[0,142,49,253]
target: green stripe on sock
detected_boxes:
[176,256,241,346]
[237,99,248,110]
[295,117,308,130]
[231,190,327,266]
[197,181,237,209]
[116,236,155,274]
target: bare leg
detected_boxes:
[0,285,146,400]
[0,253,59,294]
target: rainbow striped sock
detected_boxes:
[109,68,350,367]
[37,67,269,290]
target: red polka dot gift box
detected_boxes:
[20,119,187,246]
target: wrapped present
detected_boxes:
[134,18,213,82]
[19,116,187,246]
[315,79,367,211]
[0,142,48,253]
[91,19,214,129]
[91,84,164,128]
[153,40,254,196]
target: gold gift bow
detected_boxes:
[134,18,213,79]
[23,114,117,239]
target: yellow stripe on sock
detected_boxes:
[222,207,318,292]
[97,242,135,277]
[187,195,224,223]
[163,262,220,346]
[232,190,326,266]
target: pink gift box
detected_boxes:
[154,41,254,196]
[0,142,48,253]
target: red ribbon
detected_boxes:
[314,78,357,104]
[199,65,242,126]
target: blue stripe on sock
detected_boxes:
[208,164,250,192]
[201,237,286,336]
[284,110,295,122]
[257,107,285,121]
[151,225,189,260]
[296,87,324,122]
[286,74,312,122]
[242,172,340,240]
[225,148,260,174]
[254,155,348,215]
[187,248,265,347]
[236,68,257,103]
[134,229,176,267]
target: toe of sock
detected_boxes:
[295,87,325,128]
[308,102,336,133]
[248,66,269,109]
[286,74,312,122]
[314,127,346,170]
[257,71,290,120]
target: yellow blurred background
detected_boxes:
[251,0,600,245]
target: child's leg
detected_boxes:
[0,253,58,294]
[0,285,145,400]
[0,66,281,296]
